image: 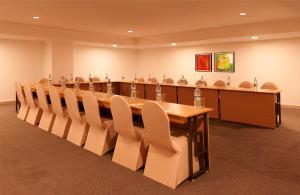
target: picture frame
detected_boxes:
[195,53,212,72]
[214,52,235,72]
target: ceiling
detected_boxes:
[1,0,300,38]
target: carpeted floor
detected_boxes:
[0,103,300,195]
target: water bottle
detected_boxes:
[148,74,152,84]
[48,74,52,86]
[163,74,166,84]
[179,75,184,85]
[60,76,65,88]
[88,72,92,82]
[194,86,201,107]
[121,73,125,80]
[200,76,204,87]
[107,79,112,96]
[131,81,137,100]
[156,83,162,102]
[88,78,94,92]
[70,74,73,83]
[105,73,109,82]
[226,76,231,87]
[134,73,137,81]
[253,78,258,90]
[74,77,79,90]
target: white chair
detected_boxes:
[36,84,55,132]
[165,78,174,84]
[49,86,70,138]
[23,84,42,125]
[261,82,279,90]
[142,101,199,189]
[15,82,29,120]
[65,88,88,146]
[82,91,117,155]
[110,95,148,171]
[137,77,145,83]
[239,81,254,89]
[213,80,226,87]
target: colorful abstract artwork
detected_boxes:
[214,52,235,72]
[195,53,212,72]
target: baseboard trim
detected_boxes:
[0,101,15,105]
[282,104,300,109]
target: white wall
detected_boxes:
[74,46,137,81]
[136,38,300,106]
[0,39,45,102]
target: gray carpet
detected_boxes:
[0,103,300,195]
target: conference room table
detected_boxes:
[30,84,213,180]
[52,80,281,128]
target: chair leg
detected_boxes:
[38,111,55,132]
[66,121,88,146]
[25,107,42,125]
[51,115,70,138]
[17,105,29,120]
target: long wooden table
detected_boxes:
[30,85,213,180]
[52,81,281,128]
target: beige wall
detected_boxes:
[0,39,45,102]
[73,45,137,81]
[136,38,300,106]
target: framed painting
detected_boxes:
[195,53,212,72]
[214,52,235,72]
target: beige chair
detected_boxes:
[23,84,42,125]
[92,76,100,82]
[177,78,188,85]
[15,82,29,120]
[82,92,117,155]
[110,95,148,171]
[142,101,198,189]
[165,78,174,84]
[49,86,70,138]
[239,81,254,89]
[261,82,279,90]
[213,80,226,87]
[65,88,88,146]
[150,77,158,84]
[76,76,85,82]
[36,84,55,132]
[195,80,208,86]
[38,77,48,85]
[137,77,145,83]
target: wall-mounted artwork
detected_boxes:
[195,53,212,72]
[214,52,235,72]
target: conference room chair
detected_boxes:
[76,76,85,82]
[15,82,29,120]
[239,81,254,89]
[49,86,70,138]
[213,80,226,87]
[150,77,158,84]
[110,95,149,171]
[82,92,117,155]
[177,78,188,85]
[137,77,145,83]
[38,77,48,85]
[64,88,89,146]
[195,80,208,86]
[92,76,100,82]
[142,101,197,189]
[260,82,279,90]
[165,78,174,84]
[36,84,55,132]
[23,84,42,125]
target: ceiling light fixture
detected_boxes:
[239,13,247,16]
[112,44,117,47]
[128,30,133,33]
[171,43,177,46]
[32,16,40,19]
[251,36,259,39]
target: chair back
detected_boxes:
[239,81,253,89]
[165,78,174,84]
[261,82,279,90]
[213,80,226,87]
[64,88,81,121]
[36,84,49,111]
[92,76,100,82]
[38,77,48,84]
[82,91,102,127]
[23,84,36,107]
[77,77,85,82]
[137,77,145,83]
[195,80,207,86]
[150,77,158,84]
[15,82,26,105]
[177,79,188,85]
[111,95,137,139]
[142,101,175,152]
[49,86,64,115]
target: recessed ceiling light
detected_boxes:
[128,30,133,33]
[171,43,176,46]
[32,16,40,19]
[251,36,259,39]
[240,13,247,16]
[112,44,117,47]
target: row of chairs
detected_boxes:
[15,82,197,189]
[39,77,279,90]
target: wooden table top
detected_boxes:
[31,84,213,124]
